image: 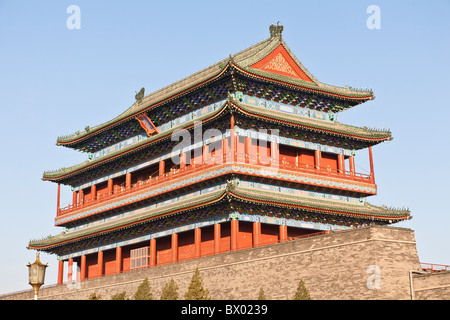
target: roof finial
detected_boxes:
[269,23,283,38]
[135,87,145,104]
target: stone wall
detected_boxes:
[412,271,450,300]
[2,226,436,300]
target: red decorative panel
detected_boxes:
[250,45,313,82]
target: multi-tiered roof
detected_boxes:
[29,25,409,259]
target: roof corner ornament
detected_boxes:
[269,22,283,38]
[225,179,237,199]
[136,113,159,137]
[135,87,145,104]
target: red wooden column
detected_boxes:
[253,222,261,247]
[91,184,97,201]
[203,144,210,165]
[97,251,103,278]
[231,219,239,252]
[245,136,250,164]
[150,238,156,267]
[57,260,64,285]
[214,223,221,254]
[349,156,356,176]
[337,154,345,174]
[115,246,122,274]
[79,189,84,204]
[195,227,201,258]
[56,183,61,214]
[159,160,165,177]
[368,146,375,183]
[72,191,78,207]
[279,224,288,242]
[230,114,235,162]
[193,146,203,166]
[223,138,229,164]
[172,233,178,263]
[68,258,73,283]
[180,152,187,169]
[270,132,279,168]
[315,149,322,170]
[125,172,131,189]
[80,255,86,281]
[108,179,113,195]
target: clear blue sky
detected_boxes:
[0,1,449,295]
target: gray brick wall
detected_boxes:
[4,226,441,300]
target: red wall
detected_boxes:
[236,136,245,162]
[279,145,297,165]
[178,230,195,262]
[103,249,116,276]
[113,176,126,194]
[96,181,108,198]
[201,225,215,257]
[321,152,338,171]
[260,224,279,246]
[238,221,253,250]
[298,149,315,167]
[86,254,98,279]
[220,222,231,253]
[287,226,316,238]
[156,235,172,266]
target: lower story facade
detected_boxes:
[57,215,326,284]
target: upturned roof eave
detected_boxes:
[28,185,410,251]
[55,34,374,150]
[28,189,228,251]
[43,100,232,183]
[228,98,391,143]
[43,98,390,183]
[55,62,231,148]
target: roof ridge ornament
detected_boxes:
[269,22,283,38]
[135,87,145,104]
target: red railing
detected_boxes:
[421,263,450,273]
[58,152,373,217]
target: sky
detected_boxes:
[0,1,449,295]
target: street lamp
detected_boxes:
[26,252,48,300]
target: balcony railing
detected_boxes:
[57,152,373,217]
[421,263,450,273]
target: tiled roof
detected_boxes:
[28,184,410,251]
[56,25,374,148]
[43,98,389,182]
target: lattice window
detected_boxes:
[130,246,150,270]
